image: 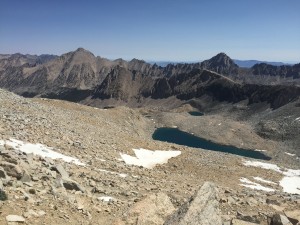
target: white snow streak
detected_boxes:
[240,177,275,192]
[284,152,296,157]
[120,148,181,169]
[96,168,128,178]
[254,149,267,152]
[0,139,85,166]
[243,161,282,173]
[253,177,277,185]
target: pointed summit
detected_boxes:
[208,53,235,66]
[201,53,239,75]
[76,47,86,51]
[73,47,95,56]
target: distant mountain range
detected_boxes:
[0,48,299,109]
[233,60,292,68]
[149,60,293,68]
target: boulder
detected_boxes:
[52,164,69,179]
[0,162,23,179]
[0,166,7,178]
[0,179,3,190]
[236,211,260,224]
[6,215,25,223]
[20,171,31,183]
[61,178,85,192]
[285,210,300,225]
[271,214,293,225]
[164,182,222,225]
[114,192,175,225]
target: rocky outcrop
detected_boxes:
[0,53,57,69]
[201,52,239,75]
[284,210,300,225]
[114,192,176,225]
[164,182,222,225]
[251,63,300,79]
[271,214,293,225]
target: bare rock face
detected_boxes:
[0,162,23,179]
[284,210,300,225]
[164,182,222,225]
[61,178,85,192]
[271,214,293,225]
[114,192,175,225]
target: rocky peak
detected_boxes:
[201,52,239,75]
[129,58,146,64]
[75,47,89,53]
[72,47,95,57]
[206,52,236,67]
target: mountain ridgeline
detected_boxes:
[0,48,299,109]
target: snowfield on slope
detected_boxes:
[0,138,85,166]
[120,148,181,169]
[243,160,300,194]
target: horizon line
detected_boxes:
[0,48,298,64]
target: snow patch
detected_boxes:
[119,173,127,178]
[243,160,300,195]
[98,196,114,202]
[243,160,282,173]
[95,158,106,162]
[253,177,277,185]
[282,169,300,177]
[0,138,85,166]
[284,152,296,157]
[280,177,300,195]
[240,177,275,192]
[120,148,181,169]
[295,117,300,121]
[254,149,267,152]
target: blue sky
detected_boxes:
[0,0,299,62]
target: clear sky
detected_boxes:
[0,0,299,62]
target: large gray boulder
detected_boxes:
[164,182,222,225]
[285,210,300,225]
[271,214,293,225]
[114,192,176,225]
[0,162,23,179]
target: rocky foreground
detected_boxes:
[0,88,299,225]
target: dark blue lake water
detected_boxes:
[152,127,271,160]
[188,111,204,116]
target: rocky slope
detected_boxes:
[0,88,300,225]
[0,53,57,69]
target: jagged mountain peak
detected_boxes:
[207,52,235,65]
[200,53,238,75]
[72,47,95,57]
[130,58,146,63]
[75,47,91,53]
[58,48,96,65]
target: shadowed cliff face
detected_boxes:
[91,68,300,109]
[251,63,300,79]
